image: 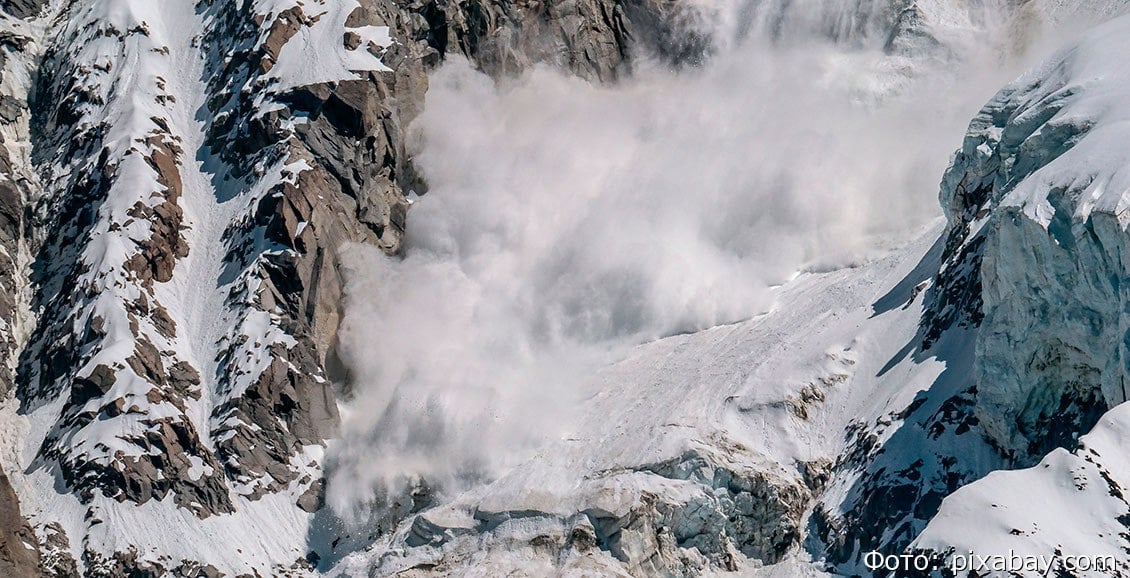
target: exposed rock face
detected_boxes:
[0,469,39,578]
[386,0,689,81]
[0,0,710,574]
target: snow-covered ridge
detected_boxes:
[4,0,408,573]
[22,0,230,515]
[1,0,699,573]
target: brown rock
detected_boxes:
[0,466,40,578]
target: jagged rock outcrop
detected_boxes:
[0,0,711,574]
[393,0,702,81]
[0,469,39,578]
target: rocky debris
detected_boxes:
[0,466,39,578]
[39,523,79,578]
[297,477,326,513]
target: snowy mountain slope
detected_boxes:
[327,221,951,576]
[0,0,1125,576]
[0,0,728,575]
[320,5,1130,578]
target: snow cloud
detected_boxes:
[324,1,1065,517]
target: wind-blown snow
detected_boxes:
[326,0,1058,517]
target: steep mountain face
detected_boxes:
[0,0,707,575]
[0,1,48,576]
[324,4,1130,577]
[814,10,1130,573]
[0,0,1126,576]
[932,17,1130,462]
[913,13,1130,570]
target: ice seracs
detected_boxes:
[911,12,1130,574]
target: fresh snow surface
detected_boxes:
[260,0,392,94]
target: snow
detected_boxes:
[260,0,392,94]
[968,13,1130,230]
[0,0,386,573]
[10,0,209,475]
[907,13,1130,575]
[915,403,1130,576]
[332,220,953,574]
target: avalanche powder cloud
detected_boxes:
[323,3,1052,517]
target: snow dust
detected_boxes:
[323,2,1071,517]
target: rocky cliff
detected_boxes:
[0,0,710,574]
